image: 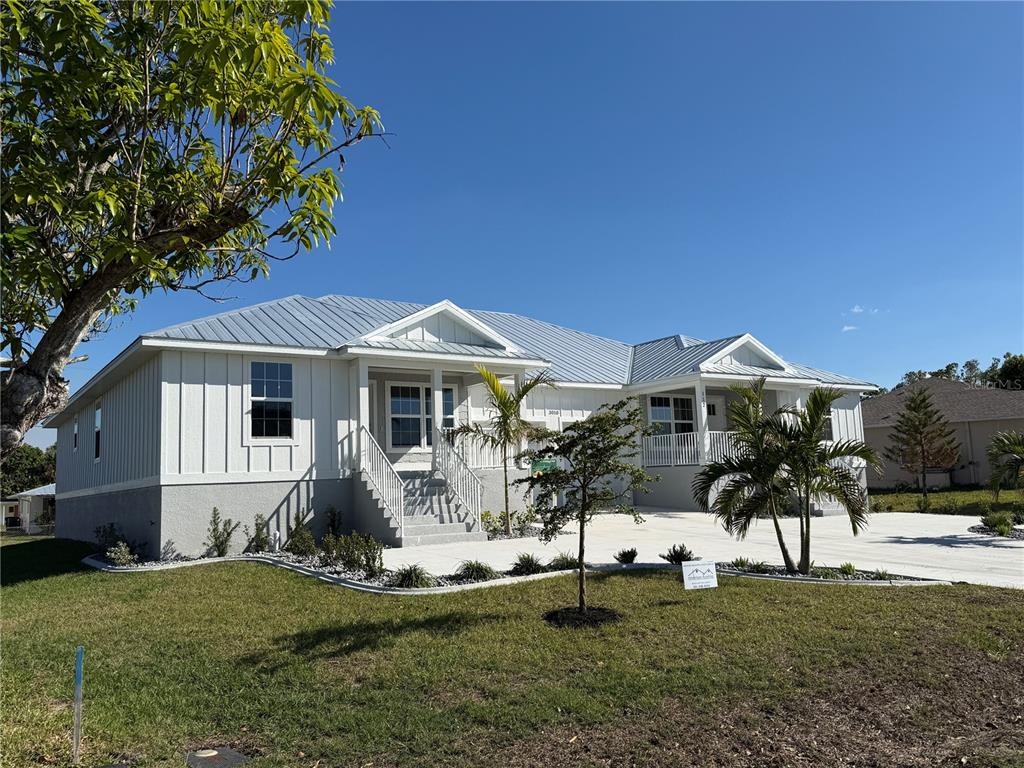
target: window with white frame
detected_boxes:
[388,383,455,450]
[250,361,293,438]
[93,401,102,460]
[648,395,694,435]
[73,416,78,451]
[822,408,834,441]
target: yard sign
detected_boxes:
[681,560,718,590]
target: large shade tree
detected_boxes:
[1,0,382,460]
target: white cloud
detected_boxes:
[841,325,859,333]
[870,308,880,315]
[850,304,864,314]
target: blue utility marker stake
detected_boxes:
[72,646,84,765]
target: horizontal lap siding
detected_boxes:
[160,350,348,481]
[56,355,161,493]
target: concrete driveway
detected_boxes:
[383,509,1024,589]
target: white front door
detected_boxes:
[706,396,727,431]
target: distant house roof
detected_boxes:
[862,377,1024,427]
[145,294,871,388]
[14,483,56,498]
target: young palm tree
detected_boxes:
[987,430,1024,500]
[692,378,799,573]
[454,365,553,535]
[776,387,881,574]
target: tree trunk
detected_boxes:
[502,446,512,535]
[920,438,929,503]
[768,496,797,574]
[578,491,587,613]
[799,489,812,575]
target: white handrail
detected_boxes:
[641,432,700,467]
[442,426,504,468]
[434,428,483,531]
[359,426,404,537]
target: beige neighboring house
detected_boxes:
[863,378,1024,490]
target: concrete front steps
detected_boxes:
[354,469,486,547]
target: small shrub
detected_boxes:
[547,552,581,571]
[204,507,241,557]
[326,532,384,576]
[659,543,696,564]
[94,523,122,551]
[982,510,1015,537]
[838,562,857,576]
[976,500,992,517]
[874,569,891,581]
[915,496,930,512]
[509,552,546,576]
[731,556,752,570]
[106,541,137,567]
[1010,502,1024,526]
[480,510,502,537]
[748,560,770,574]
[321,533,340,564]
[814,567,839,580]
[455,560,499,582]
[480,507,536,537]
[388,563,437,589]
[614,547,638,564]
[285,508,317,557]
[243,513,270,553]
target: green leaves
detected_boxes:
[2,0,381,364]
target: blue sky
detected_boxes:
[26,2,1023,447]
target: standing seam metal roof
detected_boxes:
[145,294,872,388]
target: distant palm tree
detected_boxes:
[692,378,799,573]
[454,365,553,535]
[776,387,881,574]
[987,430,1024,500]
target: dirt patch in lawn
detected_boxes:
[489,650,1024,767]
[543,606,622,629]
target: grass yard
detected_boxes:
[2,537,1023,768]
[870,486,1023,515]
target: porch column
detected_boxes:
[695,378,709,464]
[355,357,369,467]
[431,366,444,471]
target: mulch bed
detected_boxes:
[543,606,622,629]
[969,524,1024,541]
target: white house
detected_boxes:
[46,294,874,557]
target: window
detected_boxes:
[822,408,834,441]
[73,416,78,451]
[93,402,101,460]
[649,396,694,435]
[707,403,717,417]
[388,383,455,450]
[251,361,293,438]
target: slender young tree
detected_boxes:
[692,378,798,573]
[1,1,382,459]
[454,365,552,535]
[987,430,1024,500]
[778,387,881,574]
[516,399,656,614]
[883,386,959,505]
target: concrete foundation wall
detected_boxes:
[476,467,531,514]
[56,486,163,557]
[160,478,353,558]
[640,466,703,511]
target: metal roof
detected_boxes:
[15,483,55,497]
[143,294,872,388]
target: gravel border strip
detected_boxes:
[80,555,953,594]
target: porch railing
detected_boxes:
[642,432,700,467]
[359,426,404,538]
[708,431,740,463]
[641,430,741,467]
[434,428,484,530]
[440,427,505,469]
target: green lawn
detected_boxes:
[870,486,1023,515]
[3,537,1023,767]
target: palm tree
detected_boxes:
[776,387,881,574]
[454,365,553,535]
[692,378,799,573]
[987,430,1024,500]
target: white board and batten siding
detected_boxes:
[55,354,161,494]
[467,383,617,430]
[388,315,492,346]
[159,350,353,482]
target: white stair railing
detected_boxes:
[434,429,484,531]
[359,426,404,538]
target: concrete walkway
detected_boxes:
[383,509,1024,589]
